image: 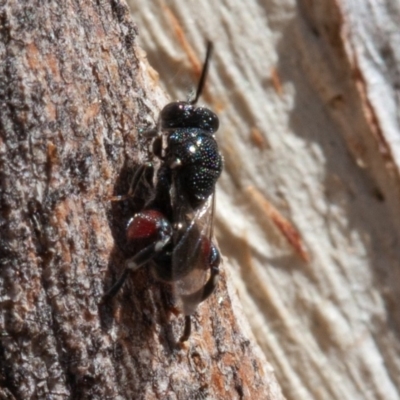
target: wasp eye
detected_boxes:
[193,107,219,133]
[160,101,194,130]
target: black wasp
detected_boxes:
[104,42,223,342]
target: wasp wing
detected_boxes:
[170,190,215,316]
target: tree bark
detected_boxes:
[0,1,283,399]
[126,0,400,399]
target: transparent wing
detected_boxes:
[170,192,215,316]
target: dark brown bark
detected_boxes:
[0,1,283,399]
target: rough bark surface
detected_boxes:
[0,1,283,399]
[126,0,400,399]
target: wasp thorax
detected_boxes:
[166,128,223,208]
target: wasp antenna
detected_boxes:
[190,41,213,105]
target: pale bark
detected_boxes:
[0,1,283,399]
[127,0,400,399]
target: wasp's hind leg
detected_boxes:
[102,210,173,303]
[180,316,192,343]
[200,265,220,303]
[102,243,159,302]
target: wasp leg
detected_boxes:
[102,236,170,302]
[180,316,192,343]
[109,164,152,202]
[179,265,220,342]
[199,265,220,302]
